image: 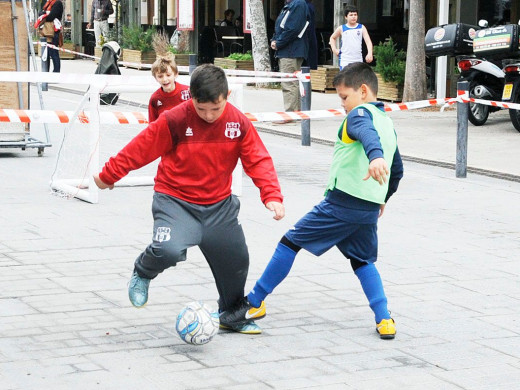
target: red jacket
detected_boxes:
[148,82,191,123]
[100,100,283,206]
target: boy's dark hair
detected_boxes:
[333,62,378,95]
[344,5,358,16]
[190,64,228,103]
[224,9,235,17]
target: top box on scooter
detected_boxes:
[473,24,520,59]
[425,23,479,57]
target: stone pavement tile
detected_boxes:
[434,364,520,390]
[404,341,518,371]
[476,336,520,359]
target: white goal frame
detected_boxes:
[49,81,244,204]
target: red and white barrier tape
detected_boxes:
[445,89,520,110]
[0,97,462,125]
[385,97,456,112]
[0,108,343,125]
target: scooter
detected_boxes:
[456,20,506,126]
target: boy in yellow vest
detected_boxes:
[220,62,404,339]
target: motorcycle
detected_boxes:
[472,19,520,132]
[456,20,507,126]
[456,55,505,126]
[501,61,520,132]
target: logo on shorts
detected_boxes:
[181,90,191,101]
[225,122,241,139]
[154,227,171,242]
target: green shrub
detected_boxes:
[373,38,406,86]
[226,51,253,61]
[121,25,156,52]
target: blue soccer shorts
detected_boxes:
[284,199,379,263]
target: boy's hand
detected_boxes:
[332,48,340,56]
[266,201,285,220]
[379,204,386,218]
[365,53,373,63]
[363,157,389,185]
[93,174,114,190]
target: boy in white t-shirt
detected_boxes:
[329,5,373,69]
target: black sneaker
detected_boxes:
[219,297,266,326]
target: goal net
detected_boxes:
[50,80,244,203]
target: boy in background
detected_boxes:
[329,5,373,69]
[94,64,285,334]
[148,54,191,123]
[220,63,404,340]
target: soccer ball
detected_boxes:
[175,301,219,345]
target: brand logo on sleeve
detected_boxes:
[224,122,241,139]
[157,100,163,106]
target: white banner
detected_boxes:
[177,0,194,30]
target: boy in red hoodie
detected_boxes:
[148,54,191,123]
[94,64,285,334]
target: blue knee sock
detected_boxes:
[355,263,390,323]
[247,243,297,308]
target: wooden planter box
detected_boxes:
[59,42,76,60]
[310,65,339,93]
[123,49,156,70]
[172,53,191,66]
[376,73,403,102]
[214,58,254,71]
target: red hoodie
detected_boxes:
[99,100,283,206]
[148,82,191,123]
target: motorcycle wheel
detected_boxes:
[467,83,490,126]
[508,89,520,133]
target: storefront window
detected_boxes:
[479,0,511,25]
[382,0,393,16]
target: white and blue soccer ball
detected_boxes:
[175,301,219,345]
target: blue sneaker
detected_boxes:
[219,320,262,334]
[128,271,150,307]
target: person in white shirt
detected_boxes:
[329,5,373,70]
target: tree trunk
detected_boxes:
[403,0,427,102]
[248,0,271,73]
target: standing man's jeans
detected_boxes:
[94,19,110,47]
[46,32,61,73]
[278,57,304,112]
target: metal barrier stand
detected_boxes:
[456,80,469,178]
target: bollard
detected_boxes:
[300,66,311,146]
[189,54,197,75]
[456,81,469,178]
[40,37,48,91]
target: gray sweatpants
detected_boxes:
[134,192,249,311]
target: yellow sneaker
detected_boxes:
[376,318,396,340]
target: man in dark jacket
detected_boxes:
[271,0,309,121]
[87,0,114,47]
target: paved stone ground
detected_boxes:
[0,72,519,389]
